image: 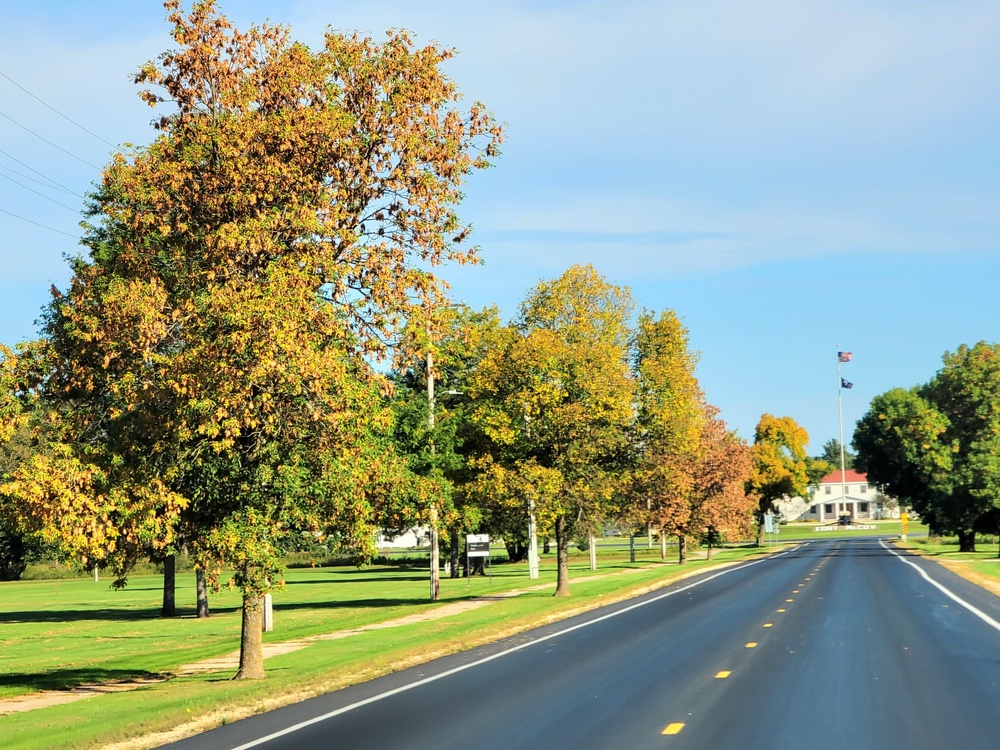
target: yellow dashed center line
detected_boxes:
[786,598,794,602]
[662,723,685,735]
[763,623,773,628]
[716,670,731,679]
[746,642,758,648]
[777,608,786,613]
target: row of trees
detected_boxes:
[0,1,818,680]
[390,264,824,593]
[854,342,1000,552]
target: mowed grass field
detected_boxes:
[1,544,770,750]
[777,518,928,541]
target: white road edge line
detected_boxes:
[879,539,1000,633]
[226,548,797,749]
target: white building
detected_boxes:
[777,470,899,522]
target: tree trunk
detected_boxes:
[660,527,667,560]
[678,534,687,565]
[554,516,570,597]
[161,554,176,617]
[234,593,266,680]
[196,569,210,618]
[958,530,976,553]
[756,521,764,547]
[504,538,528,563]
[450,527,461,578]
[706,537,713,560]
[543,537,550,554]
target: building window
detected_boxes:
[824,504,833,514]
[860,502,869,513]
[860,485,867,493]
[825,486,831,495]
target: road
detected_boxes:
[166,539,1000,750]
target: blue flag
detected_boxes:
[841,378,853,389]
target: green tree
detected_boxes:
[0,0,501,679]
[469,266,635,596]
[855,342,1000,551]
[389,305,501,577]
[747,414,810,545]
[817,438,855,471]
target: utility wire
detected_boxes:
[0,147,80,195]
[0,109,101,169]
[0,205,78,237]
[0,172,80,212]
[0,162,81,197]
[0,69,117,148]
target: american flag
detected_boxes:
[838,351,852,363]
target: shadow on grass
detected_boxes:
[0,605,241,624]
[0,668,163,692]
[286,575,426,585]
[272,597,427,612]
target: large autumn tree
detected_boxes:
[469,265,634,596]
[0,0,501,679]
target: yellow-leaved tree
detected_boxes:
[747,414,810,545]
[630,309,703,559]
[469,265,634,596]
[1,0,501,679]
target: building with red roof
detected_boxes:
[776,469,899,522]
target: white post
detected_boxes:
[427,340,440,602]
[262,593,274,632]
[589,534,597,571]
[528,498,539,580]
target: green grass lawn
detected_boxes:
[776,519,927,541]
[0,544,770,750]
[896,534,1000,561]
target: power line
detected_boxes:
[0,172,80,212]
[0,108,101,169]
[0,162,81,197]
[0,205,78,237]
[0,146,86,196]
[0,68,117,149]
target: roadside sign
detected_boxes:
[466,534,492,587]
[467,533,490,558]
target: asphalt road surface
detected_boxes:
[166,539,1000,750]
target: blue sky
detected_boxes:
[2,0,999,451]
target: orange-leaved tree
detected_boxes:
[686,404,755,560]
[3,0,502,679]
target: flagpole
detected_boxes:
[837,347,847,518]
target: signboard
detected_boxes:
[467,534,491,558]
